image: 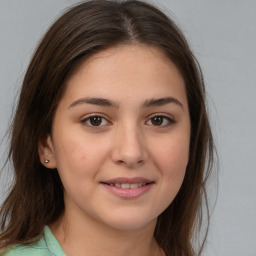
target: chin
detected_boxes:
[100,212,158,231]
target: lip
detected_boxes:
[102,177,153,184]
[100,177,155,199]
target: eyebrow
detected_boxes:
[68,97,119,109]
[142,97,184,109]
[68,96,183,110]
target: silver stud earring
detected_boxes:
[44,160,50,163]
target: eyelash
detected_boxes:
[145,114,175,127]
[81,114,175,128]
[81,114,111,128]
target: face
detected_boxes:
[39,44,190,231]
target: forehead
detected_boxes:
[61,44,187,108]
[77,44,180,77]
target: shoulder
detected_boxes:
[1,232,50,256]
[1,237,51,256]
[1,243,50,256]
[1,226,65,256]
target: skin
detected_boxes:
[39,44,190,256]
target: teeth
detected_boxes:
[121,183,130,189]
[130,183,139,189]
[109,183,148,188]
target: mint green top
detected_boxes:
[2,226,66,256]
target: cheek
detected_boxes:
[53,136,102,178]
[156,135,189,169]
[53,140,99,203]
[153,133,190,192]
[52,130,114,193]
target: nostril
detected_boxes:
[117,159,125,165]
[115,158,145,168]
[137,159,145,165]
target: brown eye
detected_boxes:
[89,116,102,126]
[81,115,109,127]
[151,116,164,126]
[146,115,175,127]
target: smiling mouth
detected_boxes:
[100,178,154,198]
[102,182,153,189]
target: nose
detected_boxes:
[111,123,148,168]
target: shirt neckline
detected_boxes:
[43,226,67,256]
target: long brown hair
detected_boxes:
[0,1,215,255]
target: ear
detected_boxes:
[38,134,57,169]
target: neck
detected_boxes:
[50,211,163,256]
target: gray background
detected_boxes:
[0,0,255,255]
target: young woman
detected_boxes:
[0,0,215,255]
